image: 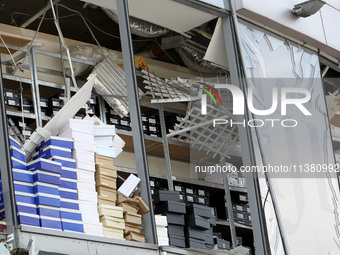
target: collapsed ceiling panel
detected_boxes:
[90,53,143,117]
[142,70,200,103]
[81,0,217,34]
[170,104,239,159]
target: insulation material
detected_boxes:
[82,0,216,34]
[177,44,227,74]
[142,70,200,103]
[89,53,143,117]
[103,9,169,38]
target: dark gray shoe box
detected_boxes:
[186,214,211,230]
[154,200,186,214]
[169,235,186,248]
[216,238,231,250]
[153,190,180,204]
[187,203,214,218]
[186,237,206,249]
[168,224,185,237]
[166,213,185,226]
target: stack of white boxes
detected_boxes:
[59,119,103,236]
[94,125,116,158]
[155,215,169,246]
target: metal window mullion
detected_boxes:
[116,0,157,244]
[0,56,18,250]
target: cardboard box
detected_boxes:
[103,227,124,239]
[101,217,125,230]
[95,165,117,178]
[96,175,117,189]
[117,194,139,206]
[98,204,123,218]
[125,223,142,234]
[95,154,114,169]
[124,212,142,225]
[98,195,116,207]
[118,203,138,214]
[96,186,116,201]
[125,232,145,243]
[136,197,149,214]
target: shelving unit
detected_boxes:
[0,1,258,254]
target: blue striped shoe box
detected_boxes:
[60,198,80,210]
[59,188,78,200]
[32,170,61,186]
[40,216,62,230]
[17,213,40,226]
[12,169,33,183]
[40,136,74,150]
[60,207,85,233]
[49,156,76,169]
[61,167,77,180]
[27,158,62,174]
[60,178,77,190]
[11,157,26,170]
[61,219,84,233]
[34,146,72,160]
[9,136,21,150]
[10,146,26,162]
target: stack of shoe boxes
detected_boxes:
[40,98,49,118]
[59,119,103,236]
[49,96,64,117]
[174,182,210,206]
[98,204,125,239]
[10,137,40,226]
[27,158,63,230]
[4,88,20,111]
[228,192,251,225]
[22,98,33,114]
[153,190,186,248]
[117,192,146,242]
[185,204,216,249]
[155,215,169,246]
[35,136,84,232]
[95,154,123,239]
[95,155,117,206]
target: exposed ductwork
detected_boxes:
[103,8,169,38]
[176,44,228,75]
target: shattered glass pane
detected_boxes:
[238,20,340,255]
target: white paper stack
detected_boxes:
[155,215,169,246]
[59,119,103,236]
